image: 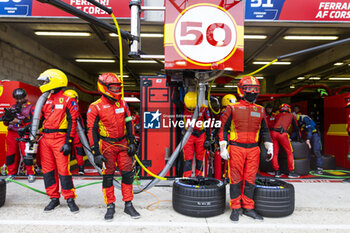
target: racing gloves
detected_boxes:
[264,142,274,162]
[219,141,230,160]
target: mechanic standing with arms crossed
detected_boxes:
[87,73,139,221]
[219,76,273,222]
[36,69,80,213]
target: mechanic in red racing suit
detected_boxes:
[218,76,273,222]
[64,89,85,175]
[87,73,140,221]
[182,91,211,177]
[270,104,301,178]
[37,69,80,213]
[4,88,35,182]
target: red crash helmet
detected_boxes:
[237,76,260,97]
[280,103,291,113]
[97,73,123,101]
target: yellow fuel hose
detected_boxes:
[111,13,124,99]
[134,153,167,181]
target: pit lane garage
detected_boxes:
[0,0,350,232]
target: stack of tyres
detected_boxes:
[0,178,5,207]
[278,141,310,176]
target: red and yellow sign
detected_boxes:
[164,0,244,71]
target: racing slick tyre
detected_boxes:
[278,142,308,160]
[0,178,6,207]
[311,155,336,170]
[259,143,274,172]
[172,177,225,217]
[279,158,310,176]
[291,141,309,159]
[254,177,295,217]
[321,155,336,170]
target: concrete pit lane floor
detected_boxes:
[0,176,350,233]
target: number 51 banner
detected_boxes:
[164,0,244,71]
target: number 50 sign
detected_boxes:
[165,0,244,71]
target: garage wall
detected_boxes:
[0,23,95,103]
[0,40,51,84]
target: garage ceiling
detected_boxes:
[2,18,350,93]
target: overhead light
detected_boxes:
[76,59,115,63]
[124,97,140,102]
[334,62,344,66]
[35,31,91,37]
[211,85,216,87]
[140,55,165,59]
[290,84,295,89]
[128,60,163,64]
[328,77,350,80]
[244,35,267,39]
[110,33,163,38]
[175,61,187,66]
[255,76,264,79]
[253,61,291,65]
[309,77,320,80]
[283,36,338,40]
[140,33,164,38]
[297,77,305,80]
[224,85,237,88]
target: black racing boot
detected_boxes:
[67,198,79,213]
[124,201,140,219]
[78,166,85,175]
[230,209,240,222]
[315,167,323,175]
[288,170,300,178]
[275,170,282,178]
[104,203,116,222]
[44,198,60,212]
[243,209,263,220]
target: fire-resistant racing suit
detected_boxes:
[218,100,271,210]
[265,111,276,130]
[182,106,211,177]
[270,112,301,172]
[5,102,35,176]
[39,90,79,199]
[87,95,135,204]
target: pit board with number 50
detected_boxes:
[165,0,244,71]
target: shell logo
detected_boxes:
[0,86,3,97]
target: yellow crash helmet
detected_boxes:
[37,69,68,93]
[64,89,79,102]
[184,91,197,110]
[221,94,237,107]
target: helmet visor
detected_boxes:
[108,83,122,93]
[242,85,260,93]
